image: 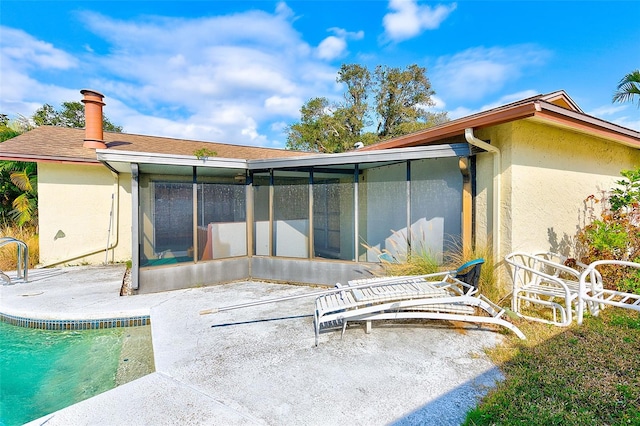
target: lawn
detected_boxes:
[464,308,640,425]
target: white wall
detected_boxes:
[37,163,132,266]
[474,120,640,261]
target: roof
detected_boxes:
[2,91,638,165]
[0,126,309,164]
[361,90,640,151]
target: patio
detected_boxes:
[1,266,508,425]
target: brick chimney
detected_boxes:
[81,89,106,149]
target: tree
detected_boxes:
[613,70,640,108]
[0,118,32,225]
[32,101,123,132]
[337,64,372,141]
[286,63,448,153]
[0,114,21,142]
[375,64,448,138]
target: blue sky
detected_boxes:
[1,1,639,148]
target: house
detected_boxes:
[1,89,639,294]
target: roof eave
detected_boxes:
[96,149,250,169]
[533,101,640,148]
[0,153,100,165]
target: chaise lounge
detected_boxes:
[313,259,526,345]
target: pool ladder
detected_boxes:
[0,237,29,285]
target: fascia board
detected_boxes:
[534,102,640,148]
[247,144,470,169]
[97,144,471,173]
[96,149,249,169]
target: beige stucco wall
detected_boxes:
[474,120,640,269]
[37,163,132,266]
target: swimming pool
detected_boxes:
[0,322,154,426]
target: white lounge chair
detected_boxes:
[313,259,526,345]
[577,260,640,324]
[505,251,601,326]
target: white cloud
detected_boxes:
[0,26,78,70]
[430,95,446,110]
[317,36,347,60]
[270,121,289,133]
[588,104,628,117]
[433,45,550,101]
[264,95,303,117]
[0,5,347,147]
[0,26,82,118]
[382,0,456,42]
[316,28,364,61]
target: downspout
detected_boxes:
[464,128,501,261]
[104,169,120,264]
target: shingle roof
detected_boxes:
[0,126,310,163]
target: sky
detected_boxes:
[1,1,639,149]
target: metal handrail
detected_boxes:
[0,237,29,284]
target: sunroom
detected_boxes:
[98,142,475,294]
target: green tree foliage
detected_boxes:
[374,64,447,138]
[0,114,21,142]
[2,162,37,226]
[0,117,34,225]
[286,63,448,153]
[613,70,640,108]
[32,101,123,132]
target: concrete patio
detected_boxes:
[0,265,509,425]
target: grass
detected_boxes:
[0,223,39,270]
[464,308,640,425]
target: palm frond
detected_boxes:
[613,70,640,107]
[10,170,32,192]
[10,194,35,226]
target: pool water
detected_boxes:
[0,322,152,426]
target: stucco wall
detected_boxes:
[37,163,132,266]
[474,119,640,264]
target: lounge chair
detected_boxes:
[504,251,601,326]
[577,260,640,324]
[313,259,525,345]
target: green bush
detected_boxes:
[576,167,640,292]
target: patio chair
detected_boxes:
[313,259,525,345]
[504,251,601,326]
[577,260,640,324]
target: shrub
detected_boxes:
[576,167,640,292]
